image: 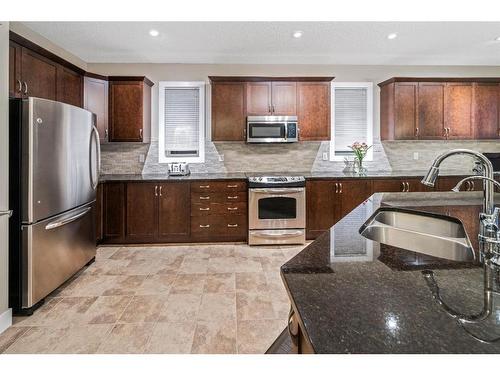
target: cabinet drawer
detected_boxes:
[191,202,247,216]
[191,215,247,239]
[191,191,247,204]
[190,180,247,193]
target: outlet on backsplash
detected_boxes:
[219,154,225,162]
[322,152,329,161]
[139,154,145,163]
[413,152,419,160]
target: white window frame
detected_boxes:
[330,82,373,162]
[158,81,205,163]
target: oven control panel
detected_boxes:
[248,176,305,188]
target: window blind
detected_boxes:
[334,87,368,154]
[164,87,200,157]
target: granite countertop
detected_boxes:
[281,191,500,353]
[100,170,474,182]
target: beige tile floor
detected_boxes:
[0,243,306,354]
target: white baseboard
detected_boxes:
[0,308,12,334]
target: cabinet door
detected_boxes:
[306,180,340,239]
[211,82,246,141]
[9,42,22,98]
[246,82,272,115]
[474,83,499,139]
[56,66,83,107]
[297,82,330,141]
[103,182,125,241]
[21,47,58,101]
[109,81,144,142]
[126,183,158,241]
[84,77,109,142]
[418,83,445,139]
[271,82,296,115]
[445,83,473,139]
[158,183,191,240]
[339,180,373,217]
[394,83,417,139]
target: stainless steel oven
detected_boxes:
[246,116,298,143]
[248,176,306,245]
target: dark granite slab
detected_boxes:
[99,173,247,182]
[281,191,500,353]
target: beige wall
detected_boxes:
[10,22,87,70]
[0,21,11,331]
[88,63,500,141]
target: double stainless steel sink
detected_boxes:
[360,208,475,262]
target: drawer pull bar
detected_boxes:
[227,207,238,211]
[199,196,210,200]
[199,224,210,228]
[227,196,238,199]
[227,184,238,188]
[227,224,238,228]
[199,207,210,211]
[199,185,210,189]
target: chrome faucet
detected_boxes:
[421,149,495,215]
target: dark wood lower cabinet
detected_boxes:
[158,183,191,241]
[126,183,158,241]
[102,182,126,242]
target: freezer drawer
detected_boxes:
[21,203,96,308]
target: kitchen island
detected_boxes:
[281,191,500,353]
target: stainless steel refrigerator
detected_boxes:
[9,97,100,314]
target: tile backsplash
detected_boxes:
[100,139,500,175]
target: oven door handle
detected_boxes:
[250,188,304,194]
[251,230,304,238]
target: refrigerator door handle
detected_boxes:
[90,125,101,190]
[45,206,92,230]
[0,210,12,217]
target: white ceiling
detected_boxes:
[22,22,500,65]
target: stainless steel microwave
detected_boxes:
[246,116,299,143]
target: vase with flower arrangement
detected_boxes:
[349,142,372,174]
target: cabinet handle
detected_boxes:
[227,207,238,211]
[339,183,343,194]
[227,184,238,188]
[23,81,28,95]
[17,79,22,93]
[154,185,158,196]
[159,186,162,196]
[227,196,238,200]
[199,196,210,200]
[415,127,419,137]
[199,185,210,189]
[470,181,475,191]
[406,182,410,192]
[227,224,238,228]
[139,129,143,140]
[465,181,470,191]
[199,224,210,228]
[268,105,272,113]
[272,105,275,113]
[199,207,210,211]
[105,128,108,139]
[334,183,338,194]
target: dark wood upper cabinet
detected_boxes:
[417,82,445,139]
[9,42,22,98]
[84,76,109,142]
[445,83,473,139]
[271,82,297,115]
[56,65,83,107]
[211,82,246,141]
[21,47,58,101]
[109,77,153,142]
[380,77,500,141]
[297,82,331,141]
[158,183,191,241]
[474,83,499,139]
[126,183,158,241]
[246,82,272,115]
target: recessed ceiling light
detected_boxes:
[149,29,159,37]
[387,33,398,40]
[292,31,303,39]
